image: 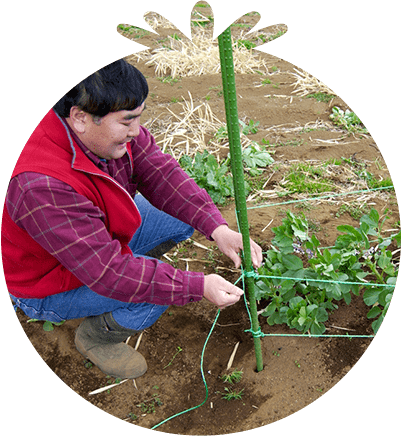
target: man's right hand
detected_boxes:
[203,274,244,309]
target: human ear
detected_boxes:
[69,106,88,134]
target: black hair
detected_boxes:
[53,59,149,118]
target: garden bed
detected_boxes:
[11,3,399,435]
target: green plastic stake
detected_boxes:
[218,26,264,372]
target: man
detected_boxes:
[2,59,262,379]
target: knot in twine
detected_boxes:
[244,327,265,338]
[243,270,259,279]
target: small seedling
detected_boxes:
[27,319,65,332]
[163,346,183,369]
[220,369,243,384]
[220,387,244,401]
[295,360,301,368]
[83,359,93,369]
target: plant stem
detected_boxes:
[218,26,263,372]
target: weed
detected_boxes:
[275,138,304,147]
[336,203,370,220]
[220,387,244,401]
[118,25,149,39]
[239,119,260,135]
[220,369,243,384]
[282,163,335,194]
[158,76,180,86]
[306,93,336,103]
[163,346,183,369]
[236,39,257,50]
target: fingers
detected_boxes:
[250,239,263,269]
[227,249,242,269]
[203,274,244,309]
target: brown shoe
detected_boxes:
[75,312,147,379]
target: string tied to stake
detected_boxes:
[243,270,259,280]
[244,326,265,338]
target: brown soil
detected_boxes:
[5,4,400,436]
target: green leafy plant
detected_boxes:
[239,144,274,176]
[239,119,260,135]
[180,145,274,203]
[27,319,66,332]
[330,106,368,134]
[256,209,399,334]
[179,151,235,205]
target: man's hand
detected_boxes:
[211,225,263,269]
[203,274,244,309]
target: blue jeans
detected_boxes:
[10,195,194,331]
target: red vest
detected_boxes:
[1,109,141,298]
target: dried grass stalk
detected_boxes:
[146,92,256,159]
[290,68,335,97]
[131,33,269,78]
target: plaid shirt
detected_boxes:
[5,120,227,305]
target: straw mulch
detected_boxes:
[290,68,335,97]
[143,92,257,161]
[128,31,270,79]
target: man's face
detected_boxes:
[78,103,146,160]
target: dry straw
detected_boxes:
[290,68,335,97]
[131,31,269,79]
[143,91,256,160]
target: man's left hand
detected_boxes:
[211,225,263,269]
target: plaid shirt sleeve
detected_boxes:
[132,127,228,240]
[6,172,204,305]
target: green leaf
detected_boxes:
[311,321,326,335]
[367,306,382,319]
[363,288,382,306]
[282,254,304,271]
[337,225,362,241]
[315,307,329,323]
[43,321,55,332]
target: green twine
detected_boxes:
[151,308,221,430]
[244,326,265,338]
[256,274,395,288]
[243,270,260,279]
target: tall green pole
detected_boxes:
[218,26,264,372]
